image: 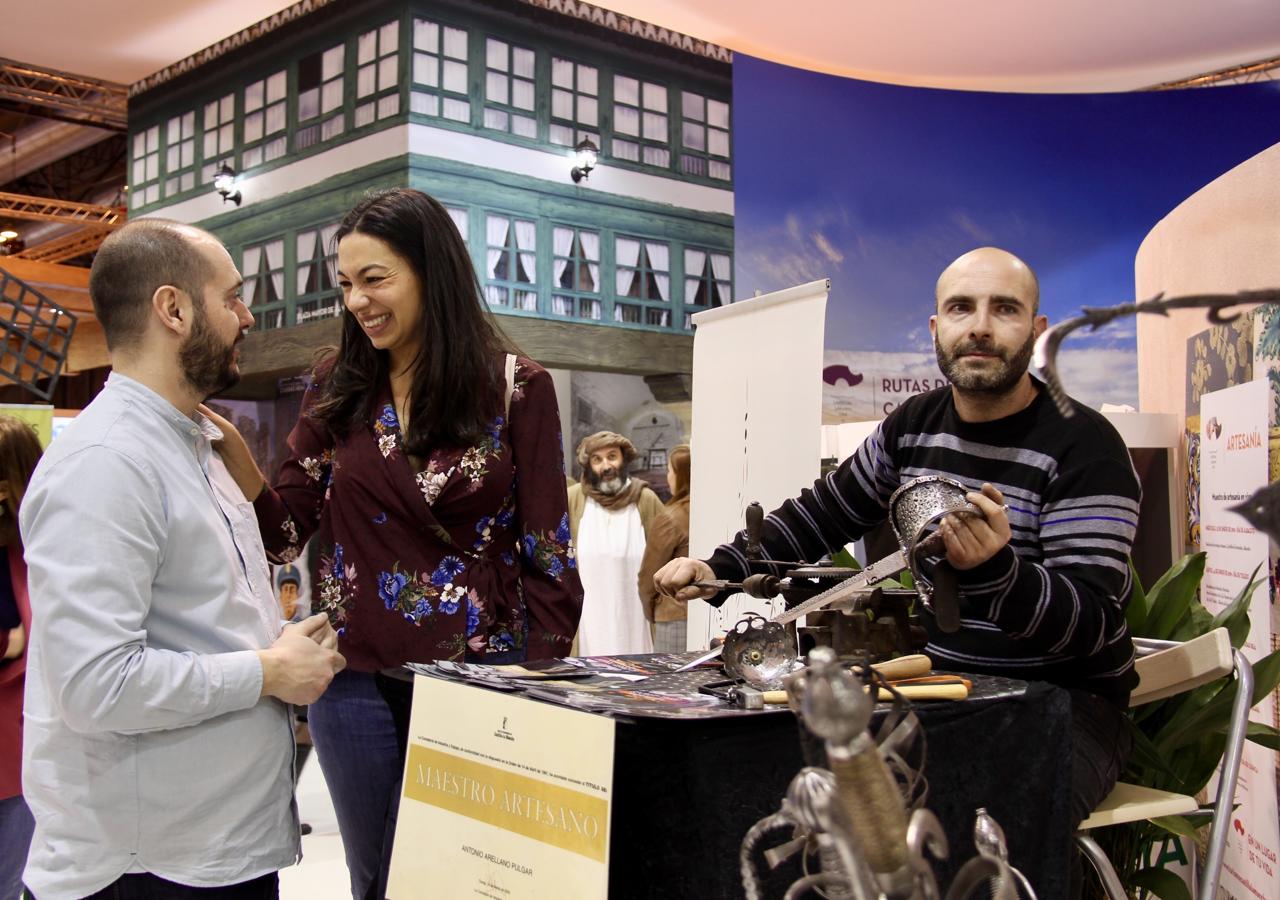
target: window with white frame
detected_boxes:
[680,92,731,181]
[550,225,601,321]
[297,44,345,150]
[550,57,598,148]
[201,93,235,184]
[242,238,286,330]
[163,112,196,198]
[445,205,469,248]
[294,223,342,324]
[242,71,287,168]
[612,76,668,168]
[356,21,400,127]
[484,213,537,311]
[130,125,161,208]
[483,39,536,139]
[615,237,671,326]
[682,247,732,328]
[411,19,470,122]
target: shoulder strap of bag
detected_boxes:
[503,353,517,420]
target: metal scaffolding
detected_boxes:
[0,58,128,131]
[0,190,124,228]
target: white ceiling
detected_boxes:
[2,0,1279,91]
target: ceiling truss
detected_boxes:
[0,58,127,131]
[0,190,124,228]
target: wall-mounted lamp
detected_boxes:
[570,138,598,184]
[213,163,242,206]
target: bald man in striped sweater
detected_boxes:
[656,247,1140,827]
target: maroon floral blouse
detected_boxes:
[253,355,583,672]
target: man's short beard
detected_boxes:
[180,303,240,399]
[597,475,628,495]
[934,330,1035,396]
[588,466,629,495]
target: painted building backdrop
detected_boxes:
[125,0,724,489]
[732,54,1280,421]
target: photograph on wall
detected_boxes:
[569,371,688,501]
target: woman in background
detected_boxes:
[0,416,45,897]
[210,188,582,900]
[638,444,691,652]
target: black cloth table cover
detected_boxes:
[378,673,1073,899]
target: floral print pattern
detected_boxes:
[415,460,453,507]
[458,415,505,486]
[317,542,357,634]
[374,405,399,459]
[473,497,517,552]
[521,512,576,579]
[275,516,301,562]
[255,356,583,670]
[299,448,334,483]
[376,556,472,626]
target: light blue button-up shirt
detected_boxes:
[20,372,299,899]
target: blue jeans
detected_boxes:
[1,794,34,900]
[307,670,402,900]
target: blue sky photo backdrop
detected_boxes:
[733,54,1280,413]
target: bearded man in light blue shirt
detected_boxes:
[19,219,346,900]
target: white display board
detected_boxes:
[1199,379,1278,898]
[388,677,615,899]
[686,279,829,649]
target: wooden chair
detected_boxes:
[1075,628,1254,899]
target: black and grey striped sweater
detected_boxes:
[705,385,1141,707]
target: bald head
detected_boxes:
[89,219,218,352]
[936,247,1039,315]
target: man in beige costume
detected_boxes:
[567,431,666,655]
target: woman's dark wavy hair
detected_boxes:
[309,188,512,453]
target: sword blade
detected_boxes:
[773,548,907,625]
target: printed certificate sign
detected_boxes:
[1199,379,1279,899]
[387,676,615,899]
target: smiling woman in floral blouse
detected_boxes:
[208,188,583,900]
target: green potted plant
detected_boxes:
[1089,552,1280,900]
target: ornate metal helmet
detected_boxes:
[888,475,980,603]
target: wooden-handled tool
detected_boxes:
[875,682,969,702]
[759,656,969,704]
[759,654,938,704]
[859,653,931,681]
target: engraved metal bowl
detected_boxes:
[722,614,798,689]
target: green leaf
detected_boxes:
[1156,648,1280,754]
[1156,680,1238,754]
[1169,601,1214,644]
[1127,721,1180,782]
[830,547,861,570]
[1131,865,1193,900]
[1246,721,1280,751]
[1148,815,1204,839]
[1251,647,1280,701]
[1140,554,1206,640]
[1208,564,1263,648]
[1128,557,1150,633]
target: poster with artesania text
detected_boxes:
[1199,378,1278,897]
[387,676,614,899]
